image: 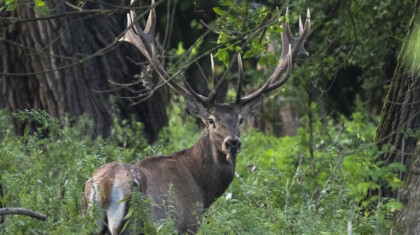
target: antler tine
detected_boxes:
[307,8,311,30]
[239,7,311,106]
[206,54,218,104]
[211,54,218,89]
[120,0,155,61]
[299,14,303,35]
[238,76,274,106]
[137,0,156,62]
[120,0,213,102]
[182,75,210,105]
[235,53,244,104]
[266,9,311,92]
[263,43,293,93]
[144,0,156,36]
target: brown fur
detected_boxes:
[98,176,113,208]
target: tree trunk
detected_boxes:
[391,141,420,234]
[0,181,4,223]
[0,0,168,142]
[375,0,420,198]
[375,1,420,233]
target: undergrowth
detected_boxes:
[0,103,402,234]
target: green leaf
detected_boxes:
[191,38,203,55]
[219,0,231,6]
[34,0,46,7]
[217,32,230,44]
[213,7,225,16]
[120,218,131,233]
[386,162,406,172]
[216,48,229,67]
[23,125,30,140]
[243,39,266,59]
[34,0,50,16]
[122,206,133,220]
[385,200,404,211]
[176,42,185,55]
[4,0,16,11]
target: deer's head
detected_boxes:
[186,97,261,155]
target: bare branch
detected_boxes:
[0,208,47,221]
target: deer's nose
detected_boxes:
[224,137,242,154]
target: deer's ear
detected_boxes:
[186,96,210,119]
[240,96,263,118]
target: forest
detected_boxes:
[0,0,419,234]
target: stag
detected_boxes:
[83,1,310,234]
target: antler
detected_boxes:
[120,0,213,106]
[236,7,311,106]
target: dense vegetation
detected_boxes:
[0,103,403,234]
[1,0,418,234]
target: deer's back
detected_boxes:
[84,158,204,234]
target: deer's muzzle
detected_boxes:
[223,137,241,154]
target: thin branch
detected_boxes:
[0,208,47,221]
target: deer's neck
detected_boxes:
[177,128,236,208]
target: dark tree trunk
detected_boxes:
[249,95,299,137]
[0,0,168,142]
[391,142,420,234]
[0,181,4,223]
[375,0,420,198]
[374,1,420,233]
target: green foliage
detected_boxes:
[288,0,412,112]
[0,104,403,234]
[120,190,161,234]
[212,0,282,69]
[3,0,16,11]
[157,98,201,155]
[0,110,99,234]
[204,0,412,115]
[0,109,149,234]
[2,0,50,16]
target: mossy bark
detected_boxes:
[375,0,420,233]
[375,0,420,197]
[391,141,420,234]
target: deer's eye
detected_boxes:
[208,118,215,125]
[239,117,244,125]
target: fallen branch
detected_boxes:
[0,208,47,221]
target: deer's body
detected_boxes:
[83,0,310,234]
[84,105,241,234]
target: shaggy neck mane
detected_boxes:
[175,127,236,208]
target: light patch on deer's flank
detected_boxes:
[129,168,140,185]
[89,182,108,233]
[91,183,99,205]
[106,182,128,235]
